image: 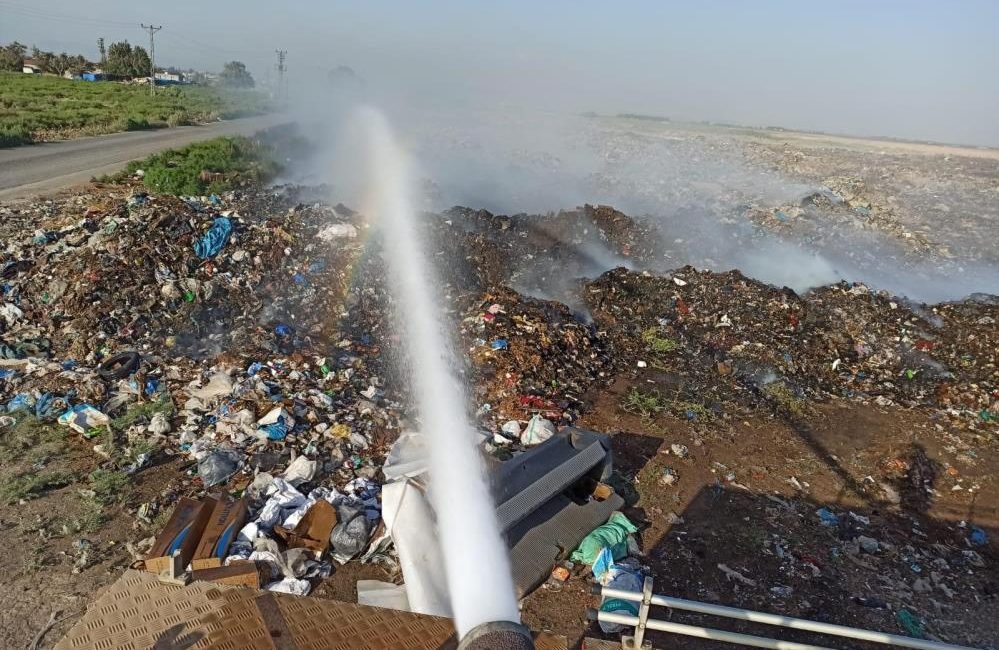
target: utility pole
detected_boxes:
[140,24,162,96]
[97,37,106,69]
[275,49,287,102]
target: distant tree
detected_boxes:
[51,53,71,76]
[105,40,134,77]
[131,46,151,78]
[0,41,27,71]
[30,46,56,73]
[219,60,254,88]
[66,54,88,76]
[328,65,363,89]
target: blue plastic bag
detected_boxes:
[599,561,644,633]
[7,393,34,412]
[193,217,233,259]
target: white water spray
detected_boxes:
[355,107,521,636]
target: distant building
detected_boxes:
[22,59,42,74]
[154,71,185,84]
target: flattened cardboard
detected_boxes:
[191,560,261,587]
[192,495,248,569]
[274,499,337,554]
[145,496,216,577]
[592,482,614,501]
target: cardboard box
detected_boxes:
[274,499,337,554]
[191,561,261,588]
[191,495,248,570]
[592,482,614,501]
[145,496,217,579]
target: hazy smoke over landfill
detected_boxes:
[10,0,999,302]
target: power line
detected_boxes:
[140,23,161,96]
[157,31,263,59]
[0,2,137,28]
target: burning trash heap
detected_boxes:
[1,184,997,604]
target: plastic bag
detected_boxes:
[599,561,644,633]
[197,447,240,487]
[330,503,372,562]
[193,217,233,259]
[571,512,638,565]
[520,415,556,446]
[58,404,109,437]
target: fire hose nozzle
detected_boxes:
[457,621,535,650]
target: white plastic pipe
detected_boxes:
[599,587,979,650]
[597,611,836,650]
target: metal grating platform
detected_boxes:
[54,570,566,650]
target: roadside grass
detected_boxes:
[0,72,270,147]
[105,136,282,195]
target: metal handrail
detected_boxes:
[589,579,981,650]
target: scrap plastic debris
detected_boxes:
[816,507,840,526]
[597,554,645,634]
[520,415,556,446]
[571,512,638,565]
[257,407,295,441]
[57,404,109,437]
[197,448,241,487]
[193,216,233,259]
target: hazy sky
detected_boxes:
[3,0,998,145]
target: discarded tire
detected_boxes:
[98,351,141,380]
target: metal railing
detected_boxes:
[588,577,981,650]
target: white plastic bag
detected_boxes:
[520,415,556,446]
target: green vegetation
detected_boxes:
[642,326,680,353]
[762,381,809,417]
[88,469,131,505]
[622,387,714,421]
[103,40,150,78]
[623,387,668,418]
[110,397,174,431]
[220,60,255,88]
[0,416,67,465]
[1,470,74,504]
[112,136,281,195]
[0,417,74,503]
[0,72,270,146]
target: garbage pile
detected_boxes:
[1,180,996,605]
[585,266,999,427]
[0,188,406,595]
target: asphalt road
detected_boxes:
[0,115,289,201]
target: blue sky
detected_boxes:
[3,0,998,145]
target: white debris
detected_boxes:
[317,223,358,242]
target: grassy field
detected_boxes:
[0,72,271,147]
[106,136,282,196]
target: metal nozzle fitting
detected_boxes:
[457,621,536,650]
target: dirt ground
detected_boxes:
[518,394,998,649]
